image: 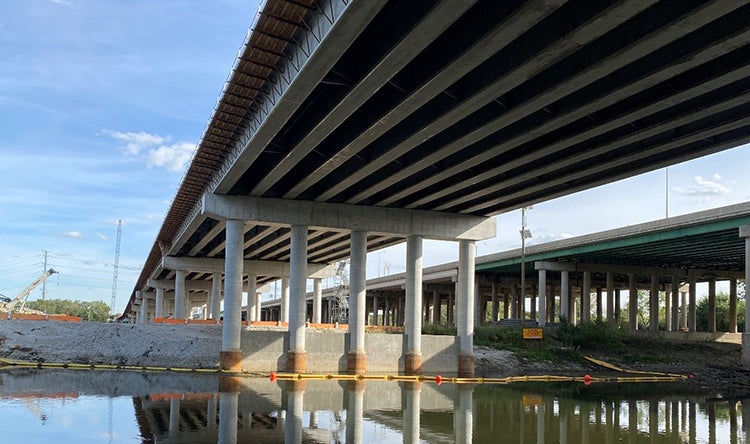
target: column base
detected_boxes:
[347,350,366,374]
[458,353,475,377]
[219,350,242,372]
[286,350,307,373]
[404,352,422,375]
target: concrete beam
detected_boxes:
[162,256,335,278]
[148,279,212,291]
[534,261,744,280]
[201,194,495,241]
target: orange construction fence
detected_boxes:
[0,312,81,322]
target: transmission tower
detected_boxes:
[110,219,122,318]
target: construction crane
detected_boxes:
[0,269,58,314]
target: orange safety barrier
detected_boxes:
[186,319,221,325]
[153,317,187,324]
[47,315,82,322]
[250,320,288,327]
[0,313,81,322]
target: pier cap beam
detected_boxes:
[162,256,335,278]
[202,193,496,241]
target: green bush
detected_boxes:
[474,325,524,348]
[555,319,623,350]
[421,323,456,336]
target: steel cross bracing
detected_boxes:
[128,0,750,313]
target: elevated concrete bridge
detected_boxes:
[126,0,750,373]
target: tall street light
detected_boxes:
[520,206,533,323]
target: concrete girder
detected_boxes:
[213,0,390,195]
[309,236,402,264]
[346,1,657,206]
[188,220,226,256]
[297,0,570,202]
[252,0,478,196]
[161,256,335,279]
[430,33,750,212]
[534,261,745,280]
[201,194,495,241]
[148,279,213,291]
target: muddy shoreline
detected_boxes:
[1,320,748,398]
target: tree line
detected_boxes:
[26,299,111,322]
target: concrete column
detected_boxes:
[210,272,221,320]
[490,282,499,323]
[221,219,244,371]
[255,292,262,323]
[404,235,423,374]
[432,289,440,324]
[174,270,186,319]
[312,278,322,324]
[561,271,569,323]
[287,226,309,373]
[606,272,614,324]
[510,283,518,320]
[650,275,659,333]
[348,230,367,373]
[538,270,547,327]
[155,288,164,319]
[671,275,680,332]
[688,275,697,332]
[707,277,717,333]
[384,296,390,326]
[280,277,290,323]
[448,290,455,325]
[247,273,257,323]
[582,271,591,323]
[372,293,380,325]
[730,278,738,333]
[596,287,603,322]
[680,290,688,330]
[136,292,145,324]
[457,240,476,376]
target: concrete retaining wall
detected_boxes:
[240,330,458,373]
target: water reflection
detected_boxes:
[0,368,747,443]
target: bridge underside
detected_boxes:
[125,0,750,371]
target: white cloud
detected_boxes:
[62,231,83,238]
[102,130,167,155]
[672,174,731,198]
[103,130,195,173]
[48,0,72,5]
[145,141,196,173]
[96,233,108,240]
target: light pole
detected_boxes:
[520,207,533,323]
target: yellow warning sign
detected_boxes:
[523,328,543,340]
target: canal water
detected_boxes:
[0,368,745,443]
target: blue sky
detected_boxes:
[1,0,749,310]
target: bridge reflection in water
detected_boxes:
[0,369,746,443]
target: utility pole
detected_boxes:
[111,219,122,319]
